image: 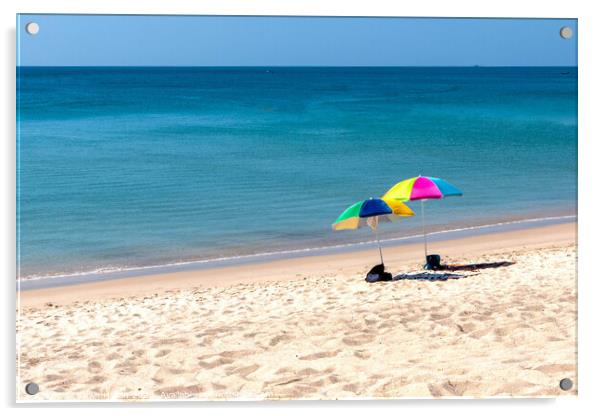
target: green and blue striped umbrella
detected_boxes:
[332,198,414,265]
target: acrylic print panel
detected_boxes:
[16,15,577,401]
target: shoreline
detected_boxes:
[18,214,575,291]
[19,221,576,308]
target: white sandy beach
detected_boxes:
[17,223,577,400]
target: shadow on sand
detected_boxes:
[370,261,515,283]
[439,261,515,272]
[392,272,465,281]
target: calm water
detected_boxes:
[17,67,577,280]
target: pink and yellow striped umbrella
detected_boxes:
[383,176,462,266]
[383,176,462,201]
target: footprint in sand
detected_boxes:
[198,357,235,369]
[48,380,72,392]
[353,349,371,359]
[494,325,521,337]
[269,367,321,386]
[269,334,292,347]
[166,367,187,375]
[88,361,102,374]
[342,333,375,346]
[117,365,139,376]
[377,321,397,330]
[430,313,453,321]
[197,334,216,346]
[374,377,408,396]
[427,383,443,397]
[534,363,575,374]
[219,349,254,359]
[67,352,83,360]
[298,349,340,360]
[328,374,341,384]
[501,358,523,364]
[155,349,170,358]
[153,385,203,397]
[84,375,106,384]
[469,327,492,339]
[298,367,323,377]
[275,366,294,375]
[227,363,260,378]
[131,349,146,357]
[44,373,63,382]
[342,382,361,393]
[440,380,469,396]
[151,368,169,384]
[547,336,564,342]
[151,337,189,348]
[26,357,42,367]
[455,322,476,333]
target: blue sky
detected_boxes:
[17,15,577,66]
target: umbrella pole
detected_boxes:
[421,200,428,259]
[375,228,384,265]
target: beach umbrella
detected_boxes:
[382,176,462,261]
[332,198,414,265]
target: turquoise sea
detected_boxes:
[17,67,577,282]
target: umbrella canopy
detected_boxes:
[382,176,462,267]
[332,198,414,231]
[383,176,462,201]
[332,198,414,266]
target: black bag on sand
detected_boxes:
[365,263,393,283]
[367,263,385,275]
[424,254,442,270]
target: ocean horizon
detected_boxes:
[17,66,577,282]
